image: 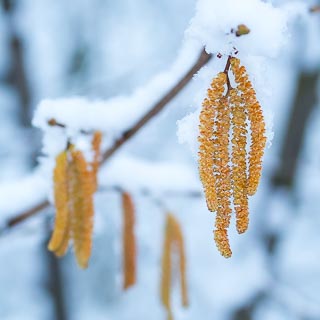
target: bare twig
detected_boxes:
[6,200,50,229]
[101,48,212,162]
[48,118,92,135]
[2,48,212,231]
[223,55,232,94]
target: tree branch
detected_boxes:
[2,48,212,231]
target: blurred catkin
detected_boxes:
[48,151,69,253]
[161,213,188,320]
[122,192,137,289]
[48,145,96,268]
[91,131,102,191]
[70,149,95,269]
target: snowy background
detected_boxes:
[0,0,320,319]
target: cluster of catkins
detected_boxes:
[198,57,266,258]
[49,140,188,319]
[48,131,102,268]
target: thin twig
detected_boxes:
[6,200,50,229]
[101,48,212,162]
[223,55,232,94]
[3,48,212,231]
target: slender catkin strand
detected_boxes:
[170,215,188,307]
[230,57,266,196]
[198,72,227,212]
[48,151,70,253]
[161,215,173,320]
[161,213,188,320]
[213,96,232,258]
[70,149,95,269]
[91,131,102,191]
[122,192,136,289]
[54,157,76,257]
[230,88,249,234]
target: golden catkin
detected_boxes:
[54,158,76,257]
[91,131,102,191]
[161,213,188,320]
[171,215,188,307]
[198,72,226,211]
[213,96,232,258]
[198,56,266,258]
[161,215,173,320]
[48,151,70,252]
[214,229,232,258]
[70,149,95,269]
[230,57,266,196]
[230,88,249,234]
[54,228,70,257]
[122,192,136,289]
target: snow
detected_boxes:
[32,40,201,152]
[101,155,201,195]
[0,169,48,221]
[187,0,289,58]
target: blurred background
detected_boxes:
[0,0,319,319]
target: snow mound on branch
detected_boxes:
[32,41,201,155]
[187,0,288,58]
[0,170,48,220]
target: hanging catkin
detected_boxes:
[48,136,100,267]
[70,149,95,269]
[54,156,76,257]
[122,191,136,289]
[198,56,266,257]
[173,217,188,308]
[48,151,70,253]
[230,88,249,234]
[230,57,266,196]
[91,131,102,191]
[161,213,188,320]
[198,72,226,212]
[213,96,233,258]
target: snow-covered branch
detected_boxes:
[1,47,211,232]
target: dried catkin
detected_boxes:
[122,192,136,289]
[91,131,102,191]
[198,72,226,211]
[161,213,188,320]
[230,88,249,234]
[230,57,266,196]
[48,151,70,253]
[70,149,95,269]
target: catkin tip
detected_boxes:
[214,229,232,258]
